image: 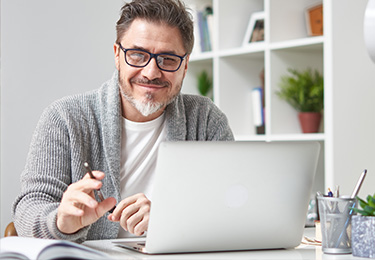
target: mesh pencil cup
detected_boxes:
[317,196,356,254]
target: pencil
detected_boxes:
[84,162,105,201]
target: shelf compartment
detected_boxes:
[268,46,324,135]
[217,0,264,50]
[216,54,265,136]
[269,0,323,43]
[183,58,213,96]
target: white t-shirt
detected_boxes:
[117,113,167,238]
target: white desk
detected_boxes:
[83,228,364,260]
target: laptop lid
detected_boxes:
[115,141,320,254]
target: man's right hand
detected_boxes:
[56,171,116,234]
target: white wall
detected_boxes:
[324,0,375,198]
[1,0,125,236]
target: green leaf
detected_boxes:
[352,208,371,216]
[276,68,323,112]
[368,195,375,208]
[355,195,375,216]
[363,205,375,215]
[357,197,368,209]
[197,71,212,97]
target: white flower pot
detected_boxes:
[351,215,375,258]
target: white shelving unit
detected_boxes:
[183,0,375,197]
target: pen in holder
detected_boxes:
[317,196,356,254]
[317,169,367,254]
[334,169,367,248]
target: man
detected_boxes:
[13,0,234,243]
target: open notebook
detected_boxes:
[0,236,111,260]
[113,141,320,254]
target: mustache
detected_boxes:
[130,78,170,88]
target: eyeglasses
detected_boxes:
[118,43,187,72]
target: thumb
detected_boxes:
[97,197,117,216]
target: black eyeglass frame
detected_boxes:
[118,43,187,72]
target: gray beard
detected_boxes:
[120,88,165,117]
[117,70,182,117]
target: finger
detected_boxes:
[61,189,98,211]
[133,215,149,236]
[126,209,150,236]
[109,199,136,221]
[119,203,139,231]
[59,200,85,217]
[119,199,151,233]
[82,170,105,181]
[70,178,103,194]
[96,197,117,217]
[110,193,147,221]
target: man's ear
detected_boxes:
[114,43,120,71]
[182,54,190,77]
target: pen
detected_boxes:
[350,169,367,199]
[84,162,115,213]
[327,188,333,197]
[334,169,367,247]
[334,185,340,198]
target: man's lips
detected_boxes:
[135,84,167,93]
[138,83,166,89]
[131,78,170,88]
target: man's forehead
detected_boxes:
[120,19,185,53]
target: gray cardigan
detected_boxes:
[12,72,234,243]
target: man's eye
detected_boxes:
[128,52,146,62]
[160,56,178,65]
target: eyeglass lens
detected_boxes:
[126,50,182,71]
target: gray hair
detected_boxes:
[116,0,194,54]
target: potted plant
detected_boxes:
[351,193,375,258]
[197,70,213,99]
[276,68,324,133]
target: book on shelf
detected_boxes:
[0,236,112,260]
[252,87,265,134]
[190,5,213,54]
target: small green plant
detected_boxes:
[197,70,212,98]
[276,68,324,112]
[352,193,375,216]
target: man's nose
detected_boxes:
[141,57,162,80]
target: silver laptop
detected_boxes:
[113,141,320,254]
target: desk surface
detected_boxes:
[83,228,363,260]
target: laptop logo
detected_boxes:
[224,184,249,208]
